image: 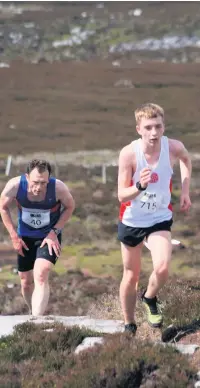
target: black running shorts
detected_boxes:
[17,234,62,272]
[118,219,173,247]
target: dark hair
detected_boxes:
[26,159,52,175]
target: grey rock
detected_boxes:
[109,36,200,54]
[155,341,199,355]
[0,315,124,337]
[174,343,199,355]
[75,337,104,354]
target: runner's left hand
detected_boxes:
[180,193,191,212]
[40,231,61,256]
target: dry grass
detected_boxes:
[88,287,146,326]
[88,287,123,320]
[88,276,200,343]
[87,289,163,343]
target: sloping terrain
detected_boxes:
[0,2,200,354]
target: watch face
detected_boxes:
[53,228,60,235]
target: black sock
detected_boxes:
[125,322,137,331]
[143,295,159,314]
[143,295,157,304]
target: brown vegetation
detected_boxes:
[1,60,200,155]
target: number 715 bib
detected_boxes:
[139,191,159,213]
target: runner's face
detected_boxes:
[136,117,165,146]
[26,168,49,196]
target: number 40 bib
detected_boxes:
[21,207,50,229]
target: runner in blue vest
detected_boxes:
[118,103,192,334]
[0,159,75,316]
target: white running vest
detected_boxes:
[120,136,173,227]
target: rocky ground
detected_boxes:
[0,2,200,63]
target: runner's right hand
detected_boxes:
[40,230,61,257]
[139,167,152,188]
[11,236,29,257]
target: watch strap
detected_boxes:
[136,181,146,191]
[52,227,62,236]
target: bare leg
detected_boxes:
[145,231,172,298]
[119,242,142,324]
[32,259,52,316]
[18,270,34,313]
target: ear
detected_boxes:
[25,173,29,180]
[136,125,141,135]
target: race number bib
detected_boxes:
[22,207,50,229]
[139,191,158,213]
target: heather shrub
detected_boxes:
[64,334,197,388]
[160,277,200,327]
[88,275,200,333]
[0,323,197,388]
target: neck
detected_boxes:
[28,188,46,201]
[141,139,162,155]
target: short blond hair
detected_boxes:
[134,103,164,125]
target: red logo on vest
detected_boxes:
[150,172,159,183]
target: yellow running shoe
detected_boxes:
[142,292,163,328]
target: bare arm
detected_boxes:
[118,145,140,202]
[118,144,151,203]
[54,179,75,229]
[170,139,192,211]
[118,146,138,202]
[40,180,75,256]
[178,144,192,195]
[0,177,29,255]
[0,177,20,239]
[170,139,192,194]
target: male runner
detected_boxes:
[0,159,75,316]
[118,103,192,334]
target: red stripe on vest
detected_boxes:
[119,180,133,220]
[15,199,60,212]
[168,179,172,211]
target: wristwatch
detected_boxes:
[136,181,146,191]
[52,227,62,236]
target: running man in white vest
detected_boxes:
[118,103,192,334]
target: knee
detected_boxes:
[154,265,169,279]
[122,269,139,286]
[34,269,49,285]
[20,277,33,290]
